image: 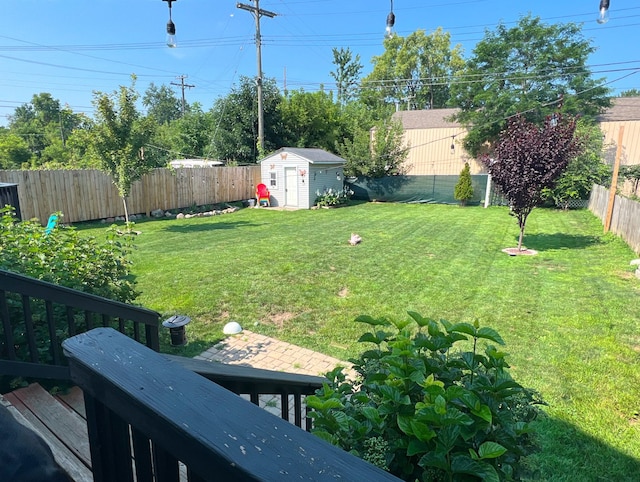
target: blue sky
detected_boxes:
[1,0,639,125]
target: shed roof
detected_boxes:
[597,97,640,122]
[261,147,346,165]
[391,108,462,129]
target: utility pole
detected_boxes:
[170,75,195,116]
[237,0,277,153]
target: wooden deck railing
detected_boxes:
[165,355,323,431]
[0,269,160,381]
[63,328,401,482]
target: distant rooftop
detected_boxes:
[597,97,640,122]
[392,97,640,129]
[391,108,461,129]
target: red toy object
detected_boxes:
[256,183,270,206]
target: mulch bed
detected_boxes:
[502,247,538,256]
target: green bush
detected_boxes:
[307,312,544,482]
[0,206,138,303]
[454,162,474,206]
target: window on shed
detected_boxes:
[269,171,277,188]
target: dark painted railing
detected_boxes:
[165,355,324,431]
[0,269,160,381]
[63,328,401,482]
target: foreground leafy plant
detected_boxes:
[307,312,544,481]
[0,206,138,303]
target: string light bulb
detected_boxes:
[385,0,395,39]
[163,0,177,47]
[597,0,610,24]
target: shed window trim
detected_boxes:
[269,171,277,188]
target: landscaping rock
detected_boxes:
[151,209,164,218]
[176,213,185,219]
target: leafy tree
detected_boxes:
[483,113,581,251]
[330,47,363,106]
[0,132,32,168]
[209,76,283,163]
[62,121,103,169]
[451,15,610,157]
[541,119,610,208]
[153,104,215,163]
[340,119,408,178]
[362,28,464,110]
[620,88,640,97]
[454,162,474,206]
[279,88,342,151]
[9,94,88,167]
[91,76,157,224]
[143,82,183,125]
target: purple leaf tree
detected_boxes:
[482,114,582,251]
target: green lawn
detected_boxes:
[80,202,640,481]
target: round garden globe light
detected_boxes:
[223,321,243,335]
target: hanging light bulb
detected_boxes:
[385,0,395,39]
[597,0,610,24]
[164,0,177,47]
[166,19,177,48]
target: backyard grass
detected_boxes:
[78,202,640,481]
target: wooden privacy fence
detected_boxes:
[589,184,640,254]
[0,166,261,224]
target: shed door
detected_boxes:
[284,167,298,206]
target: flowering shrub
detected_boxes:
[315,187,353,207]
[307,312,544,482]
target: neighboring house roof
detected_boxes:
[597,97,640,122]
[261,147,346,165]
[391,108,462,129]
[392,97,640,128]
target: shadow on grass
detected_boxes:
[523,233,602,251]
[158,330,225,358]
[527,415,640,481]
[162,220,259,233]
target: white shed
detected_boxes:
[258,148,347,209]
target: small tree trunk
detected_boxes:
[517,226,525,251]
[122,197,130,232]
[517,212,528,251]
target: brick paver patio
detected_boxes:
[195,330,349,377]
[195,330,354,425]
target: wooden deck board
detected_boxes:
[55,386,87,418]
[10,384,92,466]
[2,391,93,482]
